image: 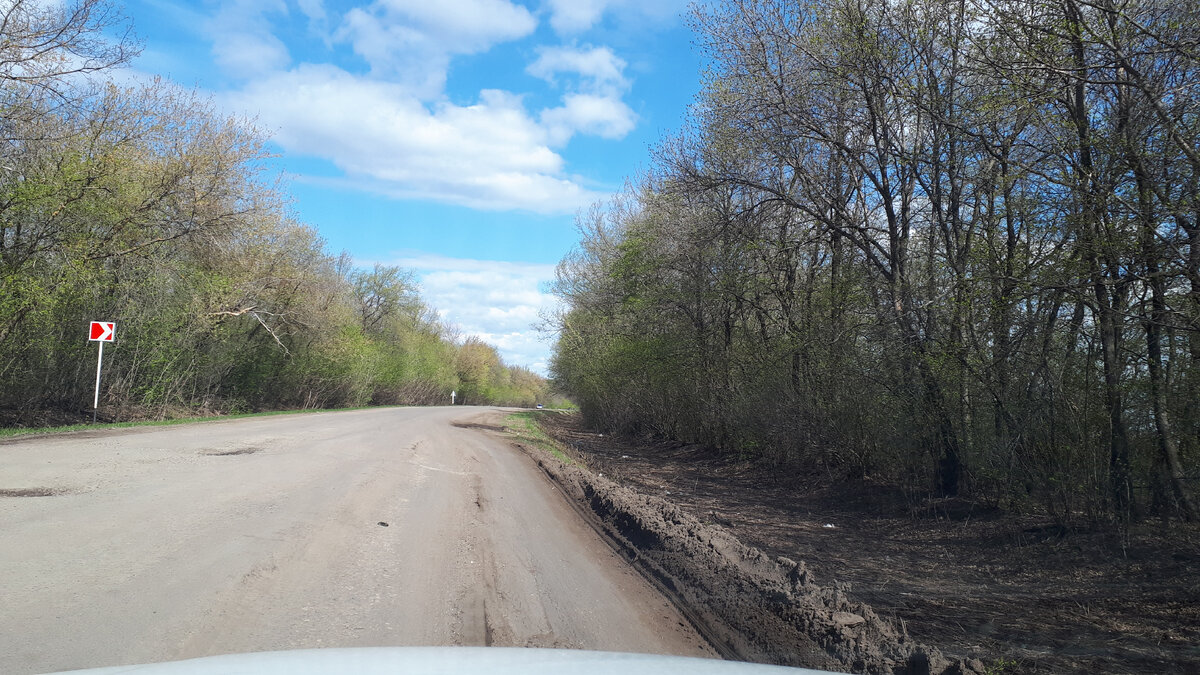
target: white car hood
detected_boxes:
[56,647,835,675]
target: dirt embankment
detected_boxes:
[519,412,1200,674]
[511,429,984,674]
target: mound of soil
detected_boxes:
[516,436,982,674]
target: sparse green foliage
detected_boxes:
[0,1,550,424]
[551,0,1200,524]
[983,657,1018,675]
[505,411,579,466]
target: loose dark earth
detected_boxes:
[532,412,1200,674]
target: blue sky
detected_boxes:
[116,0,705,374]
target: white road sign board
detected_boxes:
[88,321,115,417]
[89,321,115,342]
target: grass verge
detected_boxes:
[0,405,386,440]
[504,410,580,467]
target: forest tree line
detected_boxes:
[551,0,1200,524]
[0,0,551,424]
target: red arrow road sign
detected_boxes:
[89,321,115,342]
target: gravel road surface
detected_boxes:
[0,406,713,674]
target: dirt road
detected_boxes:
[0,407,713,674]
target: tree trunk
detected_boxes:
[1065,0,1133,522]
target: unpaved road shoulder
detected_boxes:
[535,411,1200,674]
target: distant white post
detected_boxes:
[88,321,116,421]
[451,390,457,405]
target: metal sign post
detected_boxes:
[89,321,115,422]
[94,340,104,412]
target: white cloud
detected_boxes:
[377,0,537,45]
[543,0,606,33]
[296,0,326,22]
[387,254,561,373]
[212,32,291,76]
[336,0,536,97]
[208,0,291,78]
[542,0,687,34]
[202,1,642,213]
[542,93,636,144]
[528,45,637,146]
[528,45,628,93]
[225,65,606,213]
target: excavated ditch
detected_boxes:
[524,448,984,675]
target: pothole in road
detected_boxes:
[200,446,263,456]
[0,487,70,497]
